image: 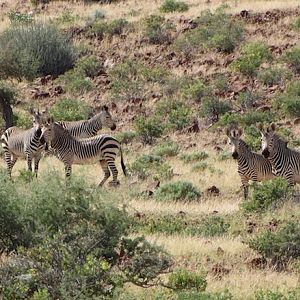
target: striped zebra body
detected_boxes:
[260,124,300,185]
[41,120,126,186]
[56,106,116,139]
[1,125,45,177]
[226,126,274,199]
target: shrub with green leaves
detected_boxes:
[242,178,291,213]
[0,22,76,80]
[50,98,92,121]
[283,47,300,73]
[116,131,136,144]
[169,269,207,292]
[129,154,173,180]
[249,221,300,269]
[14,111,33,129]
[143,14,173,44]
[8,10,34,24]
[155,181,201,202]
[153,141,179,157]
[160,0,189,13]
[200,96,231,119]
[174,8,244,55]
[257,67,291,86]
[237,90,262,110]
[232,42,272,76]
[200,215,230,237]
[255,289,300,300]
[135,116,165,144]
[180,151,209,163]
[182,80,210,102]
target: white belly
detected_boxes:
[72,154,103,165]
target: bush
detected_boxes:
[0,172,173,298]
[280,95,300,117]
[283,47,300,73]
[8,10,34,24]
[294,17,300,30]
[182,80,210,102]
[160,0,189,13]
[174,8,244,55]
[59,70,93,94]
[177,290,233,300]
[232,42,272,76]
[192,162,209,172]
[242,178,291,213]
[135,116,165,144]
[155,181,201,202]
[143,14,173,44]
[129,154,173,180]
[180,151,209,163]
[14,111,32,129]
[75,55,102,78]
[237,90,262,110]
[0,22,76,80]
[214,74,230,94]
[50,98,92,121]
[200,216,230,237]
[249,221,300,269]
[257,67,291,86]
[55,10,77,25]
[255,289,300,300]
[169,269,207,292]
[153,141,179,157]
[116,131,136,144]
[200,96,231,119]
[244,125,261,151]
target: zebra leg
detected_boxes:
[27,155,33,173]
[4,152,17,178]
[98,160,111,187]
[64,164,72,178]
[34,156,41,177]
[107,159,120,186]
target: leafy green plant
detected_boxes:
[155,181,201,202]
[50,98,92,121]
[0,22,76,80]
[182,80,210,102]
[200,96,231,119]
[160,0,189,13]
[169,269,207,292]
[214,74,230,93]
[14,111,32,129]
[249,221,300,270]
[237,90,262,110]
[7,10,34,24]
[116,131,136,144]
[232,42,272,76]
[153,141,179,157]
[200,216,230,237]
[242,178,291,213]
[257,67,291,86]
[255,289,300,300]
[135,116,165,144]
[283,47,300,73]
[192,162,209,172]
[180,151,209,163]
[56,10,77,24]
[143,14,173,44]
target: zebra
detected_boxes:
[55,105,116,138]
[40,117,127,186]
[259,123,300,185]
[226,126,274,199]
[1,109,46,178]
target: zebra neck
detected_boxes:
[88,115,102,132]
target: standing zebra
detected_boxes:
[226,126,274,199]
[55,105,116,138]
[259,123,300,185]
[1,109,46,177]
[40,117,127,186]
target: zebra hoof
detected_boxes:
[108,180,120,187]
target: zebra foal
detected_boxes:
[259,123,300,185]
[40,117,127,186]
[1,109,46,177]
[226,126,274,199]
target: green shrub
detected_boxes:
[174,8,244,54]
[7,10,34,24]
[155,181,201,202]
[56,10,77,24]
[59,70,93,94]
[129,154,173,180]
[283,47,300,73]
[214,74,230,93]
[156,99,192,130]
[143,14,173,44]
[294,17,300,30]
[164,76,190,96]
[0,22,76,80]
[244,125,261,151]
[192,162,209,172]
[135,116,165,144]
[280,95,300,117]
[257,67,291,86]
[169,269,207,292]
[200,216,230,237]
[242,178,291,213]
[255,289,300,300]
[232,42,272,76]
[160,0,189,13]
[180,151,209,163]
[75,55,102,78]
[88,18,128,38]
[286,81,300,96]
[200,96,231,119]
[116,131,136,144]
[249,221,300,269]
[177,290,233,300]
[153,141,179,157]
[50,98,92,121]
[14,111,32,129]
[182,80,210,102]
[237,90,262,110]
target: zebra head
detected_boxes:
[92,105,116,131]
[259,123,280,158]
[40,117,55,144]
[226,126,243,160]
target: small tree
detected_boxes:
[0,81,16,129]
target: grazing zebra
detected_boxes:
[56,105,116,138]
[1,110,46,177]
[259,123,300,185]
[226,126,274,199]
[40,117,127,186]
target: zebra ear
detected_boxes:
[225,127,231,137]
[29,107,35,115]
[238,128,243,137]
[257,123,264,132]
[103,105,109,112]
[270,123,276,132]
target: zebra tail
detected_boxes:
[120,146,127,177]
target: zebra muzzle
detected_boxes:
[232,152,238,159]
[262,148,270,158]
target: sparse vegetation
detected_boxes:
[153,141,179,157]
[180,151,209,163]
[283,47,300,73]
[160,0,189,13]
[258,66,291,86]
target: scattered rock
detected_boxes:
[217,247,225,256]
[187,120,200,133]
[247,257,267,269]
[207,186,220,196]
[240,10,250,18]
[294,118,300,125]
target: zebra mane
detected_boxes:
[53,122,75,139]
[238,138,251,150]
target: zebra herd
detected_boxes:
[1,106,126,187]
[227,124,300,199]
[1,106,300,197]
